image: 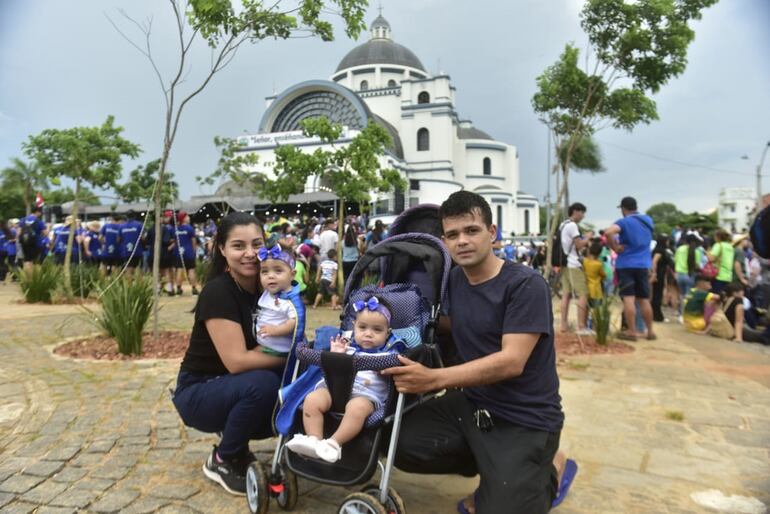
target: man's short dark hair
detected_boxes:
[568,203,587,216]
[439,191,492,227]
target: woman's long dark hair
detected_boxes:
[209,212,263,280]
[686,235,698,274]
[344,225,358,246]
[370,220,384,244]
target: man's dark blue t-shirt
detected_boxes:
[174,224,195,260]
[447,261,564,432]
[614,213,654,269]
[20,214,46,248]
[101,223,121,258]
[118,220,144,259]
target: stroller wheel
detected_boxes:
[275,463,298,510]
[246,461,269,514]
[360,484,405,514]
[338,492,388,514]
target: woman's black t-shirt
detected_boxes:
[180,273,258,375]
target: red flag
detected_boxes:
[35,192,45,208]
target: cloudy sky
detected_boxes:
[1,0,768,227]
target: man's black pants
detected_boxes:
[393,390,559,514]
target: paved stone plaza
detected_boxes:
[1,284,768,513]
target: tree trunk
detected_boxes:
[24,183,31,216]
[563,162,570,215]
[152,146,170,338]
[544,135,580,279]
[62,178,80,297]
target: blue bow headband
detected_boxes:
[352,296,391,324]
[257,245,295,269]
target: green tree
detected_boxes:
[557,135,604,209]
[23,116,141,294]
[115,159,179,206]
[647,202,683,235]
[532,0,717,276]
[46,187,102,207]
[110,0,368,336]
[243,117,404,287]
[1,158,49,216]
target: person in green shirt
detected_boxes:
[294,253,310,299]
[708,229,734,294]
[674,235,704,314]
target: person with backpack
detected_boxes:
[19,206,47,270]
[557,203,592,334]
[603,196,656,341]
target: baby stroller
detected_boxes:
[245,205,450,514]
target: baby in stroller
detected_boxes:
[285,295,405,463]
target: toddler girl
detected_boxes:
[256,245,303,357]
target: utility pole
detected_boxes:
[545,128,552,237]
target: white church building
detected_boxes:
[235,14,540,235]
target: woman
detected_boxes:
[341,224,361,283]
[674,235,702,315]
[650,235,673,322]
[708,229,735,294]
[721,283,768,344]
[172,212,285,496]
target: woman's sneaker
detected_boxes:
[202,446,246,496]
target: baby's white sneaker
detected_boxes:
[285,434,319,458]
[315,438,342,463]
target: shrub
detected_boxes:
[93,275,154,355]
[17,261,62,303]
[592,296,613,345]
[68,263,101,299]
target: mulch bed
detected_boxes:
[555,332,635,356]
[55,329,634,361]
[54,331,189,360]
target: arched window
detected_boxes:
[497,206,503,231]
[417,128,430,151]
[483,157,491,175]
[524,210,531,234]
[387,79,397,87]
[360,80,369,91]
[417,91,430,104]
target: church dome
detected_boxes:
[335,15,426,73]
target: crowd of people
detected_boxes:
[549,196,770,346]
[0,206,390,302]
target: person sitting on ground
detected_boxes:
[720,283,768,345]
[172,212,285,496]
[255,245,304,359]
[286,296,404,463]
[682,274,719,333]
[313,248,340,309]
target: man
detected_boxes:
[145,210,176,295]
[18,206,47,270]
[604,196,656,341]
[559,203,592,334]
[117,213,144,278]
[100,215,121,275]
[383,191,569,513]
[318,218,338,260]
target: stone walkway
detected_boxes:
[0,284,768,513]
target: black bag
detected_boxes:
[19,217,40,250]
[551,220,573,267]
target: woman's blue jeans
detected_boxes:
[173,368,281,459]
[676,273,695,314]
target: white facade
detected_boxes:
[235,15,540,235]
[718,187,755,233]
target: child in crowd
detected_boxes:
[286,296,404,463]
[314,248,340,309]
[583,242,606,308]
[255,245,304,358]
[682,274,718,332]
